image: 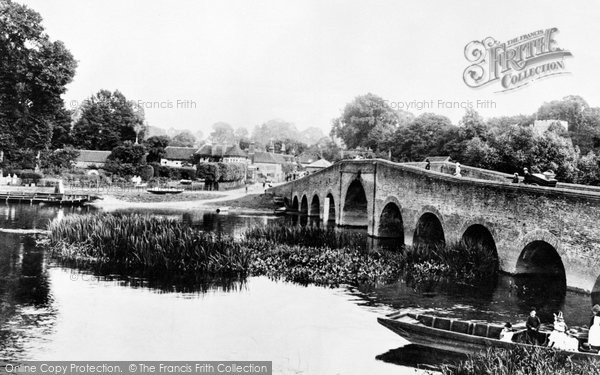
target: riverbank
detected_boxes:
[0,182,279,212]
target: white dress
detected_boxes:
[548,321,579,351]
[589,315,600,347]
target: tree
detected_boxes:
[536,95,600,154]
[252,119,301,147]
[390,113,454,161]
[0,0,77,164]
[170,130,196,147]
[50,108,74,149]
[108,141,146,165]
[145,136,170,163]
[209,122,235,144]
[71,90,144,150]
[331,93,399,151]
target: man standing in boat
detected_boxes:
[526,307,542,345]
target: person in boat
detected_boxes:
[499,322,514,342]
[547,311,579,351]
[512,173,519,183]
[526,307,542,345]
[588,304,600,349]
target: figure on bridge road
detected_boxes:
[454,162,461,177]
[425,159,431,170]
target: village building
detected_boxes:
[194,144,249,164]
[160,146,197,168]
[304,158,332,174]
[74,150,112,168]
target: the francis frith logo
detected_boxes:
[463,28,572,92]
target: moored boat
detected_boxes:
[146,188,184,195]
[378,312,600,360]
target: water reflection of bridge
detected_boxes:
[268,159,600,294]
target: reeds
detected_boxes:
[49,214,403,287]
[244,223,367,250]
[247,242,403,287]
[401,241,498,292]
[48,213,250,278]
[440,346,600,375]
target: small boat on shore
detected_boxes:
[378,312,599,360]
[146,188,184,195]
[274,206,287,215]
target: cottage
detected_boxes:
[160,146,197,168]
[194,144,248,164]
[74,150,111,168]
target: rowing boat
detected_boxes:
[378,312,600,360]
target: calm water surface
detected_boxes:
[0,204,597,374]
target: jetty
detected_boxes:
[0,192,101,206]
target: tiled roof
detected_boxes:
[224,144,247,157]
[253,152,289,164]
[164,146,198,160]
[196,144,212,156]
[75,150,111,163]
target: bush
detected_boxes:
[197,162,245,182]
[139,165,154,181]
[196,162,220,182]
[17,170,43,184]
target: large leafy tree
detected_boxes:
[390,113,454,161]
[536,95,600,154]
[170,130,196,147]
[0,0,77,166]
[145,135,170,163]
[71,90,145,150]
[209,122,235,144]
[331,93,399,151]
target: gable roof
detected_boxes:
[252,152,290,164]
[164,146,198,160]
[75,150,111,163]
[224,144,247,157]
[306,158,332,168]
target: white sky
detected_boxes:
[18,0,600,134]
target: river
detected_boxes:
[0,203,596,374]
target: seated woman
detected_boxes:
[499,322,514,342]
[548,311,579,351]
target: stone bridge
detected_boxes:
[267,159,600,294]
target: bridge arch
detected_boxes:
[300,194,309,215]
[376,197,404,241]
[309,193,320,217]
[342,179,368,227]
[325,191,336,222]
[413,208,445,249]
[516,230,565,282]
[292,196,299,211]
[460,223,499,273]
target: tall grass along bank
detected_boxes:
[48,214,402,287]
[48,213,250,278]
[439,346,600,375]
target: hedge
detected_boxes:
[196,162,246,182]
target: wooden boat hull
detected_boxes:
[378,313,599,361]
[146,189,184,195]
